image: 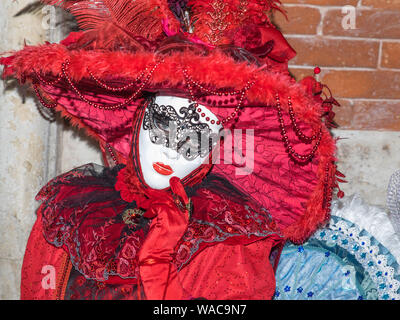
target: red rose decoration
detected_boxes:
[114,165,147,205]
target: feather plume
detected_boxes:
[40,0,181,47]
[14,1,44,17]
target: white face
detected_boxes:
[138,95,222,190]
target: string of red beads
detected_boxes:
[106,143,119,165]
[86,67,147,92]
[33,84,58,108]
[275,94,322,163]
[61,59,163,110]
[182,68,255,125]
[34,70,63,86]
[323,162,333,216]
[287,96,322,143]
[183,68,248,96]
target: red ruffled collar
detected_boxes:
[37,163,282,283]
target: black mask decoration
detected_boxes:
[143,97,219,161]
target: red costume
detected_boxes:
[1,0,342,300]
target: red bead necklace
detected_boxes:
[106,143,119,165]
[275,94,322,164]
[287,96,322,143]
[34,70,63,86]
[182,67,255,125]
[323,162,334,217]
[33,84,58,109]
[86,67,148,92]
[61,59,163,110]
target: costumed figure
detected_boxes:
[1,0,343,300]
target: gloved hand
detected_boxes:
[138,177,190,300]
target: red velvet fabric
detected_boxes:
[21,209,278,300]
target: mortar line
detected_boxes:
[288,65,379,71]
[285,34,400,43]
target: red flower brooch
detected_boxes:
[114,164,148,206]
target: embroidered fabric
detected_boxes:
[64,268,142,300]
[177,240,278,300]
[333,194,400,262]
[37,163,150,282]
[275,195,400,300]
[63,239,278,300]
[36,162,282,282]
[175,187,280,269]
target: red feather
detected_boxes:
[41,0,180,46]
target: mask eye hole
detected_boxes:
[152,112,171,132]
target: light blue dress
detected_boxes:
[274,211,400,300]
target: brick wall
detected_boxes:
[273,0,400,131]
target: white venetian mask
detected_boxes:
[138,95,222,190]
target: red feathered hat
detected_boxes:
[1,0,342,243]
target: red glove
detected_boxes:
[138,177,190,300]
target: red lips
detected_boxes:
[152,162,174,176]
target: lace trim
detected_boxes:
[38,163,282,282]
[387,170,400,236]
[315,216,400,300]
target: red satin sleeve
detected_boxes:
[20,208,71,300]
[177,239,276,300]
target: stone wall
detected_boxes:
[0,1,53,300]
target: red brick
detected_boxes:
[321,70,400,99]
[362,0,400,10]
[287,37,379,68]
[333,99,354,128]
[381,42,400,69]
[272,6,321,35]
[287,67,315,81]
[334,99,400,130]
[323,9,400,39]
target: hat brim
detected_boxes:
[3,43,337,243]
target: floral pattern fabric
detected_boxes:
[275,215,400,300]
[36,163,282,283]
